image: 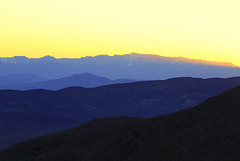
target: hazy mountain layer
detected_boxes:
[0,73,137,90]
[0,74,47,86]
[2,84,240,160]
[1,53,240,79]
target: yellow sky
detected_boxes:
[0,0,240,65]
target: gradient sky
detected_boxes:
[0,0,240,65]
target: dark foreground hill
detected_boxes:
[1,77,240,150]
[2,84,240,160]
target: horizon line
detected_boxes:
[0,52,238,67]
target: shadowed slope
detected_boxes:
[0,117,144,161]
[1,85,240,160]
[1,77,240,151]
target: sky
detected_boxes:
[0,0,240,65]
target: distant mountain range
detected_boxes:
[1,77,240,150]
[0,73,137,90]
[2,80,240,160]
[1,53,240,79]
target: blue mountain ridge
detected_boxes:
[1,53,239,79]
[0,73,137,90]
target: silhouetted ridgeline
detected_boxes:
[1,53,240,79]
[2,83,240,160]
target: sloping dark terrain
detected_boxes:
[1,77,240,151]
[1,84,240,161]
[0,73,137,90]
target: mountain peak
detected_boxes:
[70,73,99,78]
[12,56,29,60]
[81,72,96,76]
[39,55,56,60]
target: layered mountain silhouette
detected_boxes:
[0,73,137,90]
[1,82,240,160]
[1,53,240,79]
[1,77,240,150]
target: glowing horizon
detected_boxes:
[0,53,237,68]
[0,0,240,65]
